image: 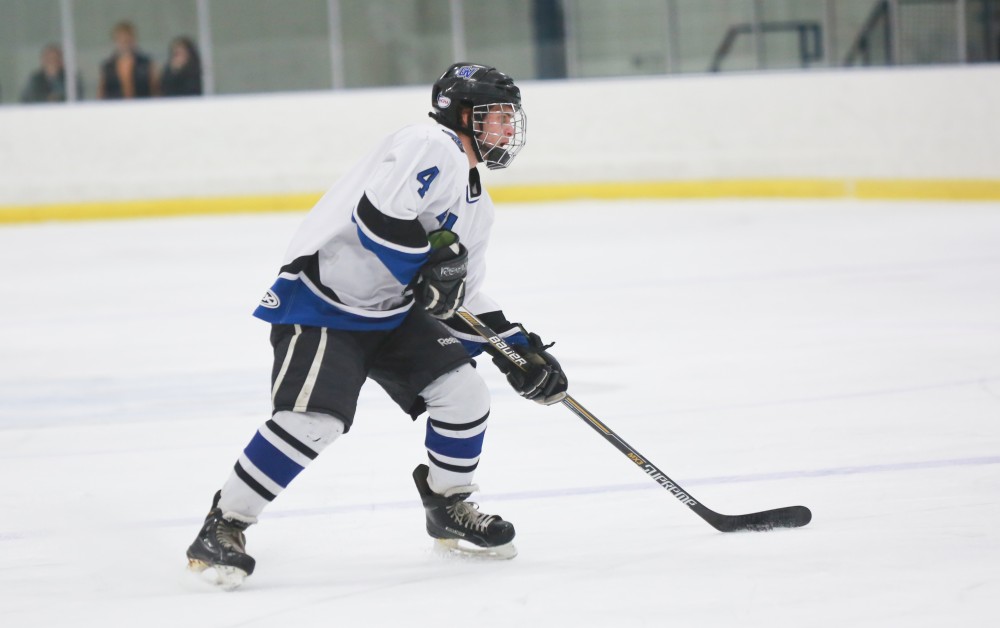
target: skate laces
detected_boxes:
[446,500,498,533]
[214,515,248,552]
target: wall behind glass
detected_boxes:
[210,0,331,94]
[898,0,960,64]
[0,0,63,104]
[757,0,826,69]
[570,0,669,77]
[966,0,1000,61]
[463,0,536,80]
[73,0,197,99]
[340,0,452,88]
[675,0,755,72]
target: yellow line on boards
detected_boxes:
[490,179,848,202]
[0,193,322,224]
[2,179,999,224]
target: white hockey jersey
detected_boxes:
[254,122,515,350]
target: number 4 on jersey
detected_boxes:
[416,167,440,198]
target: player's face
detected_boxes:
[476,105,516,149]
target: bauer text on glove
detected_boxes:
[489,329,568,405]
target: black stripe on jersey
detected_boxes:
[428,411,489,433]
[356,193,428,249]
[265,419,319,460]
[234,461,277,501]
[279,253,344,304]
[442,309,514,337]
[428,452,480,473]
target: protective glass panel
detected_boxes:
[898,0,960,64]
[570,0,669,78]
[462,0,536,81]
[965,0,1000,62]
[71,0,198,100]
[757,0,827,69]
[835,0,891,66]
[339,0,453,88]
[674,0,756,73]
[0,0,66,105]
[209,0,331,94]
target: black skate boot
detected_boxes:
[412,464,516,559]
[186,490,256,589]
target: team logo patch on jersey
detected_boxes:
[436,94,452,109]
[259,290,280,309]
[456,66,479,79]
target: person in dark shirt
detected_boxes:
[98,20,159,99]
[21,45,82,103]
[161,37,203,97]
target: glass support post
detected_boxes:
[59,0,78,102]
[956,0,968,62]
[665,0,679,73]
[824,0,837,67]
[327,0,345,88]
[887,0,901,63]
[196,0,216,95]
[752,0,765,69]
[449,0,467,62]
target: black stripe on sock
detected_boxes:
[234,461,277,501]
[265,419,319,460]
[428,410,490,433]
[427,452,480,473]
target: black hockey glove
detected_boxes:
[489,328,568,405]
[413,230,468,320]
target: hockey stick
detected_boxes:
[455,308,812,533]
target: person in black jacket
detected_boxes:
[98,20,159,99]
[21,45,83,103]
[161,37,203,97]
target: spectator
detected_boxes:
[161,36,203,97]
[21,44,82,103]
[97,20,159,99]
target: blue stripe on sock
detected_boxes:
[243,431,305,488]
[424,422,486,460]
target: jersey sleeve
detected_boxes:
[364,129,465,221]
[352,129,466,285]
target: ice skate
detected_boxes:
[412,464,517,560]
[186,491,256,589]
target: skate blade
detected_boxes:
[188,559,248,590]
[432,538,517,560]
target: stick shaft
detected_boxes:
[454,308,812,532]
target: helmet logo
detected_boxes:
[456,65,479,79]
[436,94,451,109]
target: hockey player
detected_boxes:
[186,63,568,587]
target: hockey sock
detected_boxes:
[218,410,344,521]
[420,364,491,493]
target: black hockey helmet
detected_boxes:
[429,63,526,169]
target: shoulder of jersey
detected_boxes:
[399,123,467,158]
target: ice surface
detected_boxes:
[1,199,998,627]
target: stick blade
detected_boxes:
[707,505,812,533]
